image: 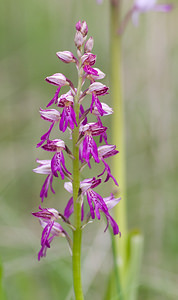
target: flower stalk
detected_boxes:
[72,56,84,300]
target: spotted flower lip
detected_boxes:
[56,51,76,63]
[82,134,100,167]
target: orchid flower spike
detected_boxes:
[33,20,121,262]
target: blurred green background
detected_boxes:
[0,0,178,299]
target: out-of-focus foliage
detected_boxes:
[0,0,177,299]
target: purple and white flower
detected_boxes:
[57,90,77,132]
[42,139,71,179]
[87,82,109,115]
[37,108,61,147]
[45,73,70,107]
[98,145,119,185]
[33,160,55,202]
[32,206,67,260]
[79,122,107,167]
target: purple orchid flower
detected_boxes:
[87,82,109,116]
[81,181,120,235]
[32,206,67,260]
[33,160,55,202]
[64,178,120,235]
[79,122,107,167]
[37,108,61,148]
[57,90,77,132]
[45,73,70,107]
[98,145,119,185]
[42,139,71,179]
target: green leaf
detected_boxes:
[124,231,144,300]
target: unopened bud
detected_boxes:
[56,51,76,63]
[84,37,94,53]
[74,31,84,49]
[75,20,88,37]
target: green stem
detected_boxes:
[110,0,127,288]
[110,228,123,300]
[72,62,84,300]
